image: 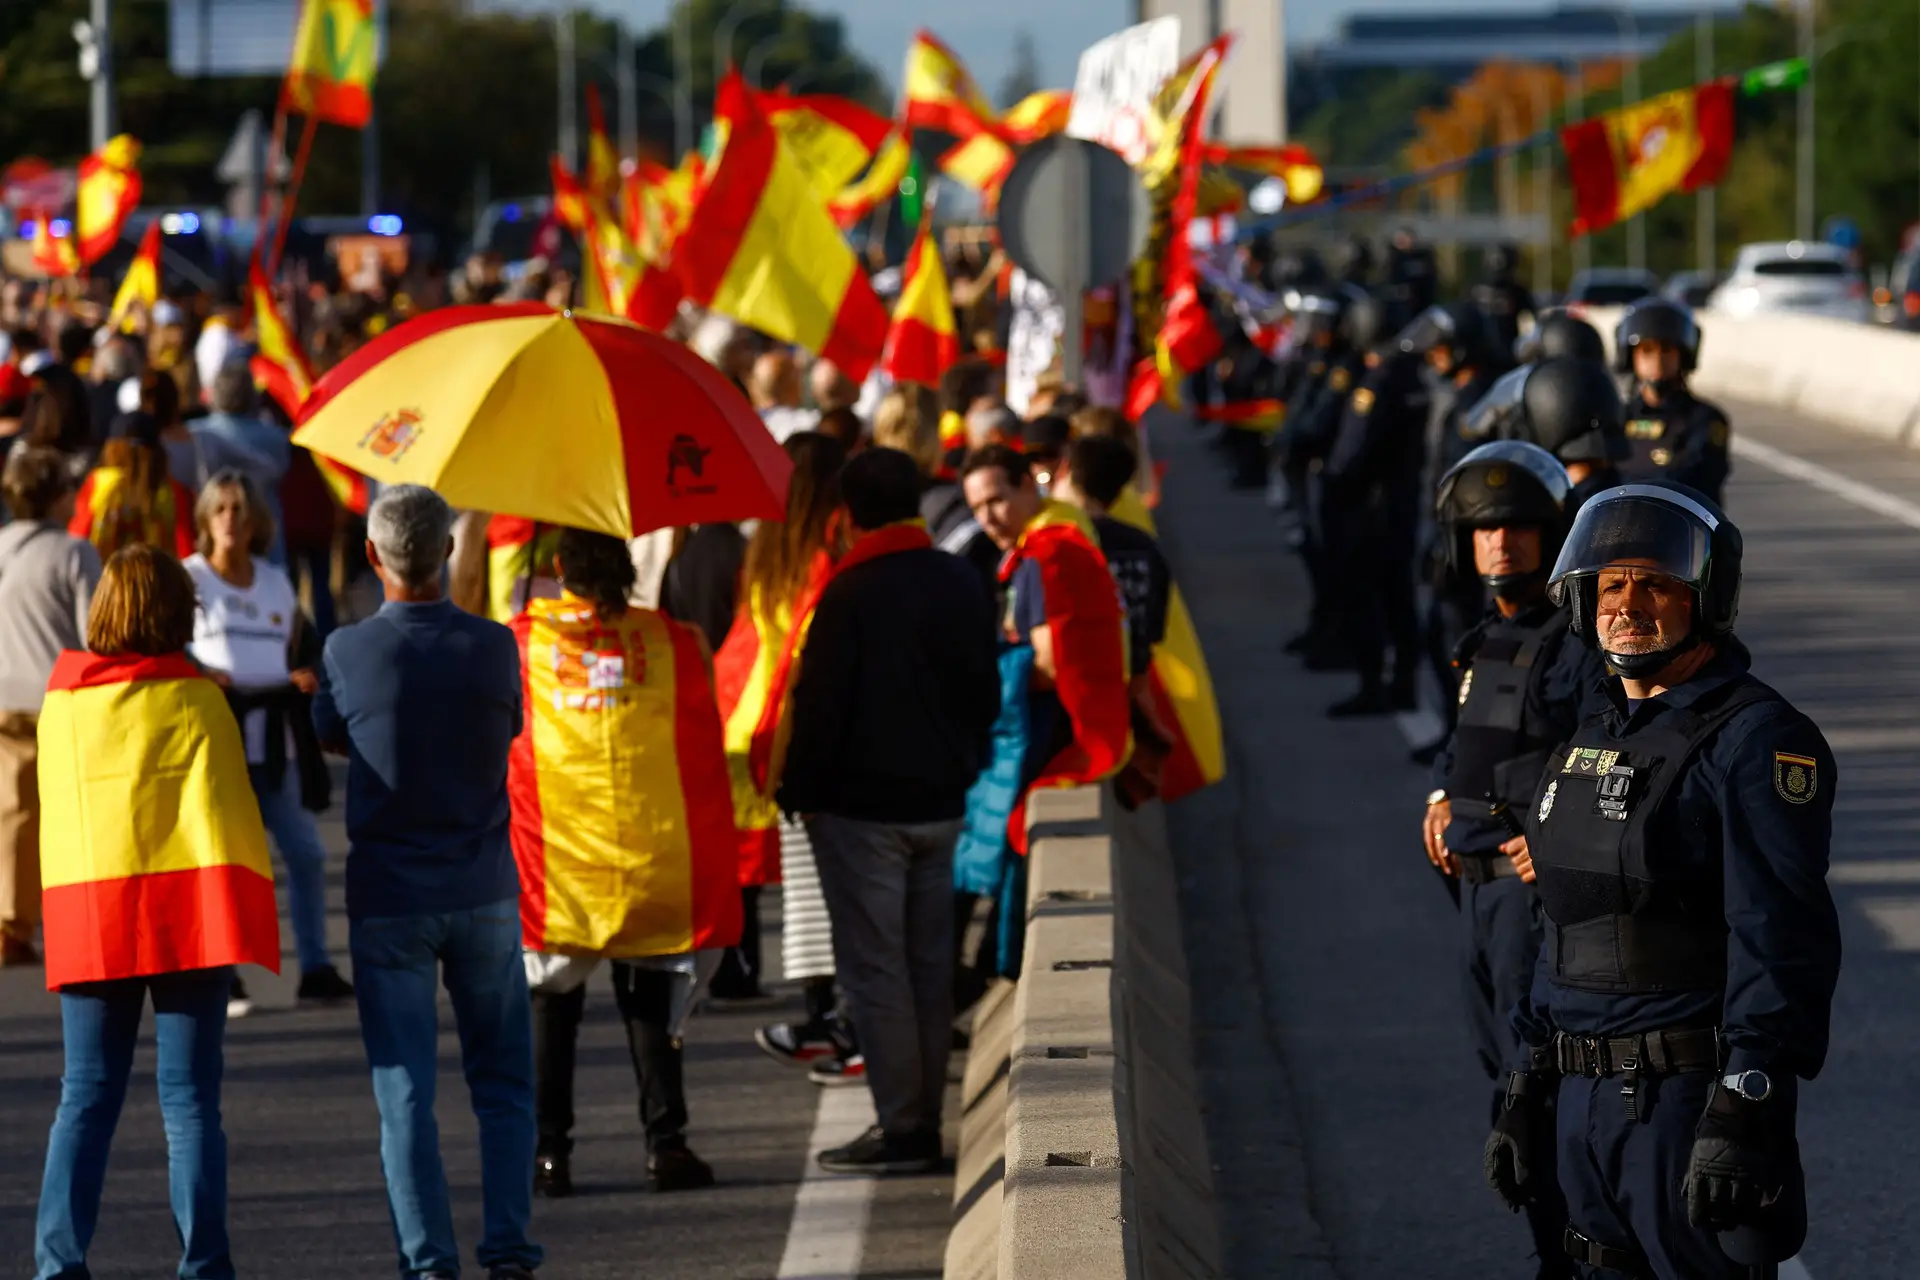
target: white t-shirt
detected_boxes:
[185,554,298,763]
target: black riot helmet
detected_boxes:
[1336,233,1376,285]
[1394,302,1501,371]
[1521,356,1629,465]
[1612,298,1701,376]
[1516,308,1607,365]
[1343,289,1385,352]
[1460,364,1530,443]
[1546,481,1743,676]
[1436,441,1571,597]
[1289,291,1345,346]
[1483,243,1518,280]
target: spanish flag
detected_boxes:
[938,131,1015,196]
[249,256,369,514]
[509,599,742,957]
[713,553,833,885]
[30,210,80,279]
[75,135,142,267]
[902,30,998,139]
[759,88,895,201]
[828,132,911,229]
[108,219,162,332]
[584,84,622,203]
[282,0,378,128]
[1004,502,1132,851]
[676,73,888,381]
[37,652,280,989]
[1561,78,1736,237]
[882,221,959,387]
[1107,487,1225,802]
[486,518,565,624]
[1000,89,1073,143]
[1202,142,1325,205]
[69,469,197,560]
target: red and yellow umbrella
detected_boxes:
[292,303,791,537]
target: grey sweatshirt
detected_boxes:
[0,521,101,714]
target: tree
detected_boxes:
[998,30,1042,110]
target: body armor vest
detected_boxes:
[1527,677,1776,995]
[1444,607,1569,824]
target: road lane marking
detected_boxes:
[1732,436,1920,532]
[775,1086,879,1279]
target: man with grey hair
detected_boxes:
[313,484,541,1280]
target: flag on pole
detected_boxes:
[938,131,1015,195]
[1202,143,1325,204]
[282,0,378,127]
[249,255,368,513]
[75,135,142,266]
[29,211,79,279]
[882,221,960,387]
[1561,79,1736,237]
[758,89,895,200]
[902,30,999,138]
[108,220,162,331]
[676,73,889,381]
[584,84,622,203]
[998,89,1073,143]
[829,133,911,229]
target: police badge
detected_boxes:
[1774,752,1818,805]
[1537,780,1558,824]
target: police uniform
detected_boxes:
[1488,485,1841,1280]
[1621,385,1733,502]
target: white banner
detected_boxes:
[1066,16,1183,166]
[1005,269,1065,417]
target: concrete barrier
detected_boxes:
[944,786,1222,1280]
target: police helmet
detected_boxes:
[1459,364,1530,443]
[1521,356,1629,465]
[1484,243,1517,279]
[1518,309,1607,365]
[1336,234,1376,284]
[1393,302,1500,369]
[1343,289,1385,353]
[1547,481,1743,658]
[1436,440,1572,592]
[1273,247,1329,291]
[1612,298,1701,375]
[1290,291,1346,343]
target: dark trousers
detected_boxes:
[1345,521,1419,693]
[1462,876,1572,1276]
[530,964,687,1158]
[1557,1072,1785,1280]
[709,886,763,997]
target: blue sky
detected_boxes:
[491,1,1696,101]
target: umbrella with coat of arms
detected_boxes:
[291,303,792,538]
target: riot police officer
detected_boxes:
[1615,300,1732,502]
[1521,357,1630,514]
[1473,243,1538,355]
[1424,441,1605,1279]
[1485,484,1841,1280]
[1516,308,1607,366]
[1383,226,1439,331]
[1323,294,1428,716]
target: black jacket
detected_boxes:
[660,523,746,652]
[778,545,1001,824]
[920,480,1001,592]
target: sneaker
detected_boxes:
[227,976,254,1020]
[808,1053,866,1087]
[816,1125,939,1175]
[296,964,355,1003]
[756,1021,839,1068]
[534,1151,572,1198]
[647,1142,715,1192]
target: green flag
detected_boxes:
[1742,58,1809,96]
[899,151,924,227]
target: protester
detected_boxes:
[815,406,867,455]
[1021,414,1072,491]
[184,471,352,1014]
[712,433,848,1007]
[86,334,140,441]
[510,529,740,1197]
[33,544,281,1280]
[659,523,747,653]
[778,447,1001,1172]
[20,364,94,461]
[196,362,291,558]
[809,357,860,413]
[312,484,540,1280]
[68,410,196,560]
[748,349,818,442]
[0,448,100,967]
[872,383,999,587]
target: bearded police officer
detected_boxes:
[1614,301,1732,502]
[1485,484,1841,1280]
[1424,442,1607,1280]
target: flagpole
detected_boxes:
[259,106,289,232]
[269,112,321,278]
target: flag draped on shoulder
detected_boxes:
[1002,502,1132,851]
[1561,78,1735,237]
[282,0,378,127]
[108,220,161,331]
[509,599,741,957]
[36,651,280,989]
[75,135,142,267]
[676,73,888,381]
[882,221,959,387]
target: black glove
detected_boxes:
[1484,1069,1550,1212]
[1683,1083,1783,1232]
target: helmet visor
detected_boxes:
[1393,305,1455,355]
[1460,365,1530,442]
[1546,485,1716,603]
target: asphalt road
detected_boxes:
[1157,397,1920,1279]
[0,797,953,1277]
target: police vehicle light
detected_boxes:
[19,220,37,241]
[50,219,73,238]
[501,203,523,223]
[368,215,403,236]
[179,211,201,234]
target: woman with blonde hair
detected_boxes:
[33,544,280,1280]
[67,410,195,560]
[183,470,349,1014]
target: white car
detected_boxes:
[1707,241,1871,323]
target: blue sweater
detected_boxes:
[313,599,524,920]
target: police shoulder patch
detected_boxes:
[1330,367,1352,392]
[1774,752,1818,804]
[1710,419,1730,448]
[1352,386,1375,415]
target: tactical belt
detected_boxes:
[1552,1026,1719,1078]
[1456,851,1520,885]
[1564,1226,1648,1278]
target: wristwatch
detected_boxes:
[1721,1068,1773,1103]
[1426,789,1449,807]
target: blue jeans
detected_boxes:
[252,766,331,974]
[35,968,233,1280]
[351,899,540,1278]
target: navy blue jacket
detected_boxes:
[1513,642,1842,1082]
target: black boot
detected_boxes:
[648,1141,715,1192]
[534,1151,572,1198]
